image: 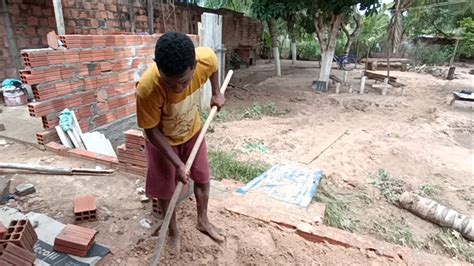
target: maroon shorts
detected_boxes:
[145,132,210,200]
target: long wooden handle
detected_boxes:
[150,70,234,265]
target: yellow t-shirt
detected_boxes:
[136,47,218,146]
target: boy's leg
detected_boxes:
[157,199,180,251]
[181,135,224,243]
[145,140,181,251]
[194,182,224,242]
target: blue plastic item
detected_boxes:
[236,164,323,208]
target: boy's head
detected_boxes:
[154,32,196,93]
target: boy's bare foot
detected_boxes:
[197,220,224,243]
[169,234,181,253]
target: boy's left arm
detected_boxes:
[210,71,225,111]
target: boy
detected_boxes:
[136,32,225,251]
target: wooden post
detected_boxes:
[382,77,388,96]
[147,0,154,34]
[129,0,136,33]
[343,71,348,84]
[0,0,22,73]
[52,0,65,35]
[360,76,366,94]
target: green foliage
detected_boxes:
[432,229,474,263]
[243,140,268,154]
[356,6,390,53]
[371,169,404,204]
[418,183,440,198]
[241,102,278,119]
[315,186,356,232]
[298,39,321,60]
[250,0,303,21]
[408,43,454,65]
[204,0,253,15]
[460,17,474,57]
[208,149,267,183]
[371,222,422,249]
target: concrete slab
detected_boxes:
[0,105,43,144]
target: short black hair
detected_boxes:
[154,32,196,76]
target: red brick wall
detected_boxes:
[0,0,57,80]
[21,34,198,145]
[62,0,149,34]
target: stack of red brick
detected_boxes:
[117,129,146,176]
[22,34,199,145]
[0,220,37,265]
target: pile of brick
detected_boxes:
[0,220,37,264]
[117,129,146,176]
[74,195,97,223]
[53,224,97,257]
[21,34,198,145]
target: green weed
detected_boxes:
[371,169,404,204]
[315,186,356,232]
[243,140,268,155]
[432,229,474,263]
[241,101,278,119]
[208,150,267,183]
[370,222,422,249]
[418,183,440,198]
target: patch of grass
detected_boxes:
[432,229,474,263]
[315,186,356,232]
[243,140,268,155]
[208,150,267,183]
[390,224,422,249]
[241,101,278,119]
[371,169,404,204]
[418,183,440,198]
[370,222,422,249]
[200,109,232,123]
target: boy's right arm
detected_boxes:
[144,127,190,184]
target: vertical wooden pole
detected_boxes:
[0,0,22,73]
[52,0,65,35]
[382,77,388,96]
[360,76,366,94]
[148,0,154,34]
[129,0,136,33]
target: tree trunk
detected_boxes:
[319,49,335,82]
[342,11,362,57]
[287,15,297,65]
[267,19,281,76]
[314,14,342,82]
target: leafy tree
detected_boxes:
[304,0,380,82]
[356,6,390,62]
[460,17,474,57]
[204,0,253,15]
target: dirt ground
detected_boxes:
[207,59,474,261]
[0,59,472,264]
[0,140,402,265]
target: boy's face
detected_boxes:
[159,66,195,93]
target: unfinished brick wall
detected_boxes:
[0,0,57,80]
[22,34,198,146]
[62,0,149,34]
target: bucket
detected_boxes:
[3,87,28,106]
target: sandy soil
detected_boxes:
[0,140,402,265]
[0,59,472,264]
[207,60,473,261]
